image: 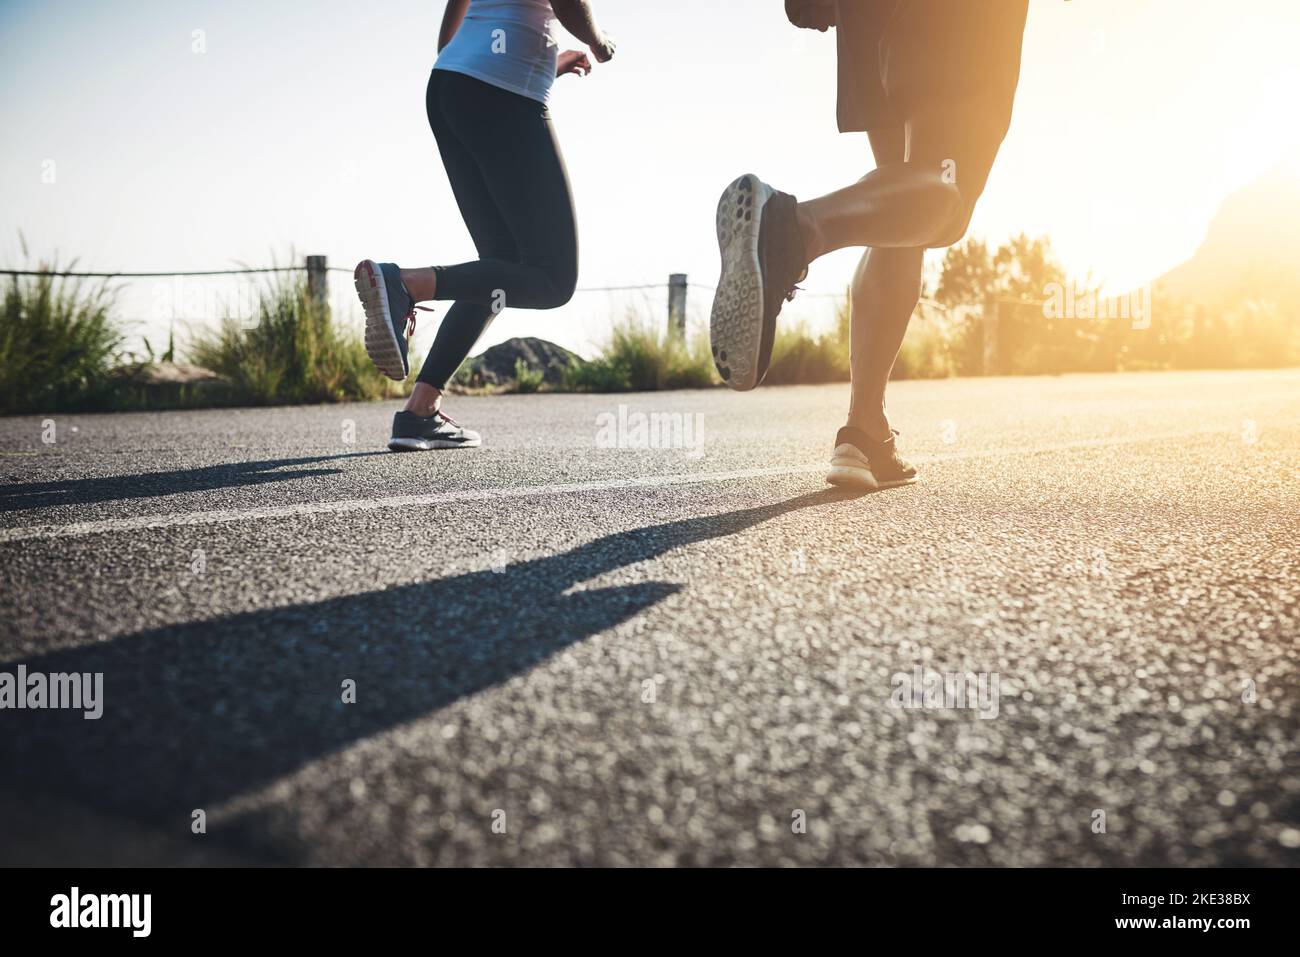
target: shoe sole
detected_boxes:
[710,173,773,392]
[388,436,482,452]
[355,260,408,381]
[825,466,918,491]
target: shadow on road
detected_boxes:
[0,452,385,512]
[0,487,861,845]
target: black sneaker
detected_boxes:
[826,426,918,491]
[388,409,481,452]
[355,259,430,381]
[709,174,808,391]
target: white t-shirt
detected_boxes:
[434,0,560,103]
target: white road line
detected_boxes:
[0,429,1228,543]
[0,465,826,543]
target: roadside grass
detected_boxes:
[766,299,851,385]
[894,313,960,379]
[188,273,411,405]
[510,356,545,393]
[0,266,124,414]
[9,230,1298,413]
[763,297,958,385]
[562,312,718,392]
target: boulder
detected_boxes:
[456,337,582,389]
[132,361,224,387]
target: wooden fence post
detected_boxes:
[306,255,328,311]
[668,273,688,339]
[982,297,1000,376]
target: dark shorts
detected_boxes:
[837,0,1029,245]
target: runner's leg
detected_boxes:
[410,71,579,392]
[846,246,925,439]
[844,106,1005,440]
[796,162,961,261]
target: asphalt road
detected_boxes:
[1,369,1298,866]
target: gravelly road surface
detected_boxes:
[1,369,1298,866]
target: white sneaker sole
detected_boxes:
[355,259,408,381]
[388,435,482,452]
[825,445,918,491]
[710,173,773,392]
[825,466,918,491]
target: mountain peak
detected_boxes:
[1155,159,1300,307]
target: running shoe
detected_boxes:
[826,426,918,491]
[355,260,424,381]
[710,173,808,391]
[388,409,481,452]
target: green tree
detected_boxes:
[937,233,1067,309]
[935,237,996,309]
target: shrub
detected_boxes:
[564,312,717,392]
[765,301,851,385]
[0,266,123,414]
[188,272,408,405]
[510,356,545,393]
[893,315,958,380]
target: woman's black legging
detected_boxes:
[418,69,579,390]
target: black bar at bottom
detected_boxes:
[2,867,1289,944]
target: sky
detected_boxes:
[3,0,1300,360]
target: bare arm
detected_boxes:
[550,0,615,61]
[438,0,471,52]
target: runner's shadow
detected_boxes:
[0,452,385,512]
[0,488,860,836]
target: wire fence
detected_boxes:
[3,258,976,370]
[2,256,863,371]
[1,259,853,352]
[0,265,691,295]
[0,267,302,279]
[0,265,848,298]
